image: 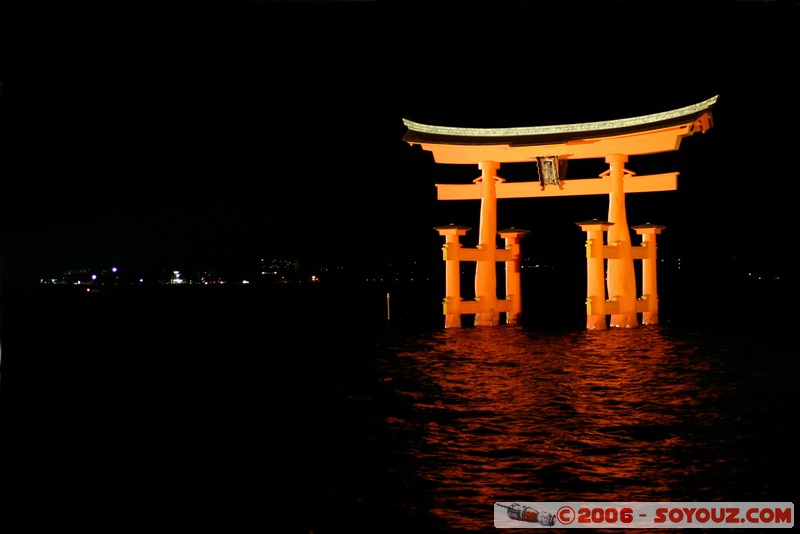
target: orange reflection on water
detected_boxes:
[385,325,728,531]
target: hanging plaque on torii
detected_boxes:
[402,95,718,329]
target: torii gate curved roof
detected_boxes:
[402,95,718,164]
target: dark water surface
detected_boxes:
[0,282,796,532]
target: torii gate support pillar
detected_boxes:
[499,227,529,325]
[435,224,471,328]
[605,154,639,328]
[633,223,666,325]
[578,219,614,330]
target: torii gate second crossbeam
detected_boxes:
[403,96,718,329]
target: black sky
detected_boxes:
[1,1,799,283]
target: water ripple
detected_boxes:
[377,323,796,531]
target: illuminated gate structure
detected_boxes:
[402,96,717,329]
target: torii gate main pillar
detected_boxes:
[475,161,501,326]
[605,154,638,328]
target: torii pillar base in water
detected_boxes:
[578,219,666,329]
[578,219,614,330]
[499,227,529,325]
[435,223,471,328]
[435,222,528,328]
[632,223,666,325]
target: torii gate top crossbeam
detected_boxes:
[402,95,718,164]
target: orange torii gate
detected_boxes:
[402,95,718,329]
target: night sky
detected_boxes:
[2,1,799,284]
